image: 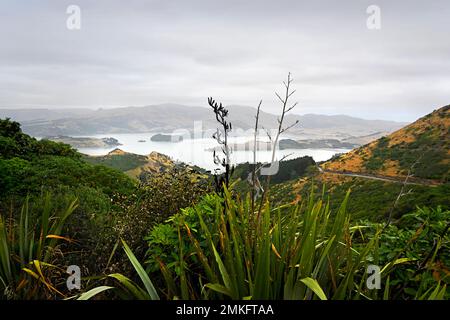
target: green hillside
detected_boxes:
[323,105,449,182]
[0,119,135,198]
[277,105,450,220]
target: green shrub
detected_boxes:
[92,167,212,277]
[0,118,79,160]
[145,194,219,274]
[233,156,316,193]
[298,179,450,221]
[0,156,136,197]
[361,206,450,299]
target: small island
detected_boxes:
[150,133,183,142]
[45,135,122,148]
[279,139,358,149]
[207,138,358,152]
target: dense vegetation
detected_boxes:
[143,190,449,300]
[234,156,315,186]
[83,152,149,173]
[0,119,136,198]
[323,105,449,184]
[0,113,449,301]
[365,133,449,181]
[0,119,211,297]
[295,178,450,221]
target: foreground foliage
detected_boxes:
[0,195,77,299]
[144,188,448,300]
[0,117,448,300]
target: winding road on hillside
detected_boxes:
[316,166,440,187]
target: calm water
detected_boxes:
[76,133,350,171]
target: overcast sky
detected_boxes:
[0,0,449,121]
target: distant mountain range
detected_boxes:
[0,104,407,140]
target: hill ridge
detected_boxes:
[1,104,407,138]
[321,104,450,182]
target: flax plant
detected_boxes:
[0,194,77,299]
[155,186,385,300]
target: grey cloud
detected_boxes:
[0,0,449,121]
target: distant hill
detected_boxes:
[0,108,93,122]
[0,104,406,140]
[341,131,391,145]
[84,148,174,179]
[322,105,450,182]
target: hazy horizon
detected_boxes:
[0,102,415,123]
[1,0,449,122]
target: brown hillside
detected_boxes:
[322,105,450,182]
